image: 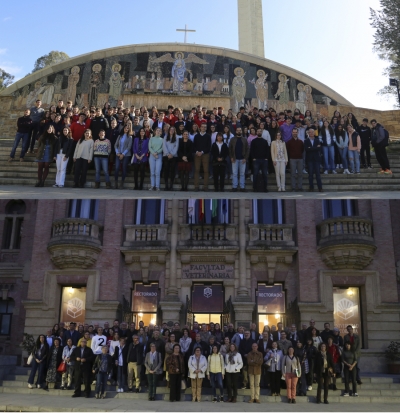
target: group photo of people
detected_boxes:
[8,100,392,193]
[26,318,361,404]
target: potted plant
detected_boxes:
[385,341,400,374]
[20,333,35,366]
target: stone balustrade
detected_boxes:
[123,225,168,245]
[47,218,103,269]
[317,216,376,270]
[248,224,295,246]
[179,224,236,242]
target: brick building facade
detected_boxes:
[0,198,399,373]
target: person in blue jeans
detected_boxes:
[9,109,33,162]
[320,121,337,174]
[114,125,132,189]
[207,345,225,402]
[93,346,113,399]
[229,127,249,192]
[28,335,49,389]
[148,128,164,191]
[304,129,323,192]
[93,130,111,189]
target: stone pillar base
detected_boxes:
[159,299,182,324]
[232,300,255,329]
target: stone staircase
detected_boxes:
[1,367,399,404]
[1,139,400,192]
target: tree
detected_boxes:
[31,51,70,73]
[370,0,400,105]
[0,68,14,90]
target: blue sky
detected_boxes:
[0,0,395,110]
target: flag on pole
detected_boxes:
[188,199,195,221]
[211,199,218,218]
[199,199,204,222]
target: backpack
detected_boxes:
[383,128,390,147]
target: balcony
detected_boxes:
[47,218,103,269]
[122,225,169,247]
[178,223,238,247]
[248,224,296,248]
[317,216,376,270]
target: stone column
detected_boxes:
[237,199,249,297]
[238,0,265,58]
[159,199,182,322]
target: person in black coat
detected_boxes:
[113,337,129,392]
[211,132,229,192]
[187,333,210,358]
[44,338,64,389]
[177,131,193,191]
[239,331,256,389]
[250,129,270,192]
[126,336,144,392]
[70,339,94,398]
[314,343,334,404]
[304,128,323,192]
[63,322,80,347]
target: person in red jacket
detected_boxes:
[68,114,88,174]
[327,336,340,391]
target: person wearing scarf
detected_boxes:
[224,343,243,403]
[315,343,334,404]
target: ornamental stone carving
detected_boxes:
[317,217,376,270]
[47,218,103,269]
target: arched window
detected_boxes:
[0,298,14,335]
[2,200,26,250]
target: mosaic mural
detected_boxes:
[10,51,338,112]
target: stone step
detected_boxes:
[1,386,400,403]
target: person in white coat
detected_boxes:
[188,347,208,402]
[225,343,243,403]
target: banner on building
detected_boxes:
[257,284,285,314]
[333,287,362,339]
[131,283,159,312]
[192,284,224,313]
[61,287,86,324]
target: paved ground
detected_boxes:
[0,185,400,200]
[0,393,399,412]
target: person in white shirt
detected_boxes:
[114,337,128,393]
[91,327,107,355]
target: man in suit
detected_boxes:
[63,322,80,346]
[239,330,256,389]
[258,331,273,388]
[304,128,323,192]
[70,338,94,398]
[288,324,300,347]
[187,333,209,358]
[152,112,167,132]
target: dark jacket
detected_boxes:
[70,346,94,372]
[105,127,120,155]
[126,342,144,365]
[343,334,361,357]
[257,338,273,357]
[229,136,249,161]
[371,123,386,146]
[193,132,212,154]
[178,138,194,162]
[357,125,371,143]
[63,330,81,347]
[304,137,322,163]
[166,353,185,376]
[314,351,334,377]
[32,342,50,361]
[239,337,256,366]
[250,137,270,160]
[211,142,229,166]
[187,339,210,358]
[17,116,33,134]
[320,330,334,344]
[90,116,109,139]
[59,136,75,158]
[113,344,129,374]
[93,353,113,375]
[47,345,64,369]
[36,134,59,161]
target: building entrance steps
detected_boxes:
[1,138,400,192]
[2,367,400,404]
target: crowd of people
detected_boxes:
[26,318,362,404]
[8,100,392,192]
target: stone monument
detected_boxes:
[238,0,265,58]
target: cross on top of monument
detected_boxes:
[176,24,196,43]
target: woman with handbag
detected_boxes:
[44,338,63,390]
[166,344,185,402]
[144,342,163,401]
[327,336,341,391]
[60,338,75,390]
[188,347,208,402]
[281,346,301,404]
[73,129,94,188]
[264,341,283,396]
[224,343,243,403]
[315,343,334,404]
[28,335,49,389]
